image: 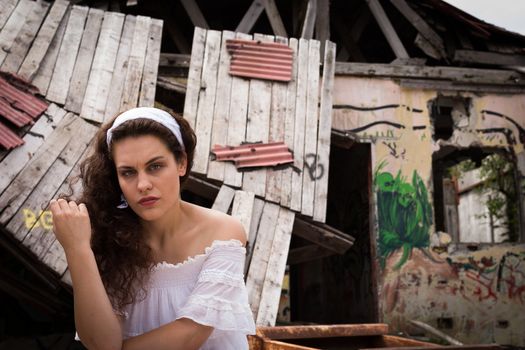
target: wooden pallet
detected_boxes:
[0,1,162,283]
[185,28,336,223]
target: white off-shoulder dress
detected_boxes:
[77,239,256,349]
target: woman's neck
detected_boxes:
[141,200,187,243]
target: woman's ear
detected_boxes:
[178,154,187,176]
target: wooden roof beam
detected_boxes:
[366,0,409,59]
[333,11,365,61]
[300,0,317,39]
[454,49,525,66]
[180,0,209,29]
[391,0,446,60]
[292,216,355,254]
[235,0,287,37]
[263,0,287,37]
[336,5,370,61]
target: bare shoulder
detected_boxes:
[191,204,247,245]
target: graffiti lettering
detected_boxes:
[304,154,324,181]
[23,209,53,230]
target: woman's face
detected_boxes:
[112,134,186,222]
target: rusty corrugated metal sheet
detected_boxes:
[226,39,293,82]
[211,142,293,169]
[0,74,49,149]
[0,121,24,150]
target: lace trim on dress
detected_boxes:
[151,239,244,272]
[198,269,245,287]
[187,294,252,313]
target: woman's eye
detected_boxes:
[120,170,135,177]
[149,163,163,171]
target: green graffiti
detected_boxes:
[374,161,432,270]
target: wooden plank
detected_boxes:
[245,198,264,274]
[315,0,330,54]
[367,0,409,59]
[211,184,236,213]
[180,0,209,28]
[1,1,49,74]
[280,38,298,208]
[40,151,87,274]
[256,207,294,326]
[0,0,19,31]
[334,62,525,86]
[293,217,354,254]
[0,0,35,66]
[236,0,265,34]
[138,18,162,108]
[31,7,70,95]
[258,324,390,339]
[287,244,335,265]
[313,41,335,222]
[0,113,77,225]
[207,30,235,182]
[290,38,309,212]
[223,32,251,188]
[18,0,69,81]
[0,104,67,195]
[10,118,97,245]
[263,0,287,37]
[414,33,441,60]
[300,0,316,39]
[265,36,288,203]
[391,0,446,58]
[246,202,279,317]
[193,29,221,175]
[242,33,273,197]
[46,5,88,105]
[81,12,125,123]
[102,15,135,119]
[64,8,104,114]
[333,11,365,61]
[301,39,320,218]
[454,49,525,66]
[231,190,255,239]
[182,27,206,129]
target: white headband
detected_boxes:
[106,107,185,150]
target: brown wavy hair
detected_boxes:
[77,109,196,311]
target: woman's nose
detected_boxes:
[137,173,152,192]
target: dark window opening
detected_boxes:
[289,142,378,324]
[433,147,521,243]
[430,95,471,141]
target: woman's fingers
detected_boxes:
[78,203,88,214]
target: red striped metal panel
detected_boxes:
[0,74,49,149]
[0,121,24,149]
[226,39,293,82]
[211,142,293,169]
[0,76,48,120]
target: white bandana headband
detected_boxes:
[106,107,185,150]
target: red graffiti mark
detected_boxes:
[466,271,498,301]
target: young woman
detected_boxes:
[50,107,256,350]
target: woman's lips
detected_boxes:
[138,197,159,207]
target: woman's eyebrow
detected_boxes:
[116,156,165,170]
[145,156,165,165]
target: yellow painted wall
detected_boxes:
[333,76,525,345]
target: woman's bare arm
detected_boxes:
[123,318,213,350]
[50,199,122,350]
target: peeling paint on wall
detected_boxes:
[333,76,525,345]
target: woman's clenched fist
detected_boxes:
[49,198,92,253]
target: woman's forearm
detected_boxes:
[67,247,123,350]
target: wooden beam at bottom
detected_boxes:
[287,244,336,265]
[257,323,389,340]
[293,217,355,254]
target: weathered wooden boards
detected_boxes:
[185,28,336,223]
[1,2,162,120]
[0,105,97,276]
[0,5,163,279]
[245,202,295,326]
